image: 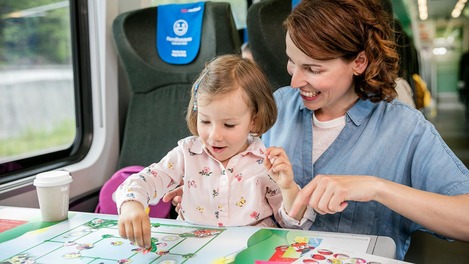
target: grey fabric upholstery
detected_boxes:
[113,3,241,168]
[247,0,292,90]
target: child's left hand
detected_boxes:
[264,146,305,220]
[264,146,295,190]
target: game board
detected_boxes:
[0,216,246,264]
[231,228,411,264]
[0,207,403,264]
[291,241,412,264]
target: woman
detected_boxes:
[262,0,469,260]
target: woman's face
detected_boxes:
[285,32,365,121]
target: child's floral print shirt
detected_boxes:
[116,136,314,228]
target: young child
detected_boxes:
[116,55,312,249]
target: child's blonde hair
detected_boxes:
[186,54,277,137]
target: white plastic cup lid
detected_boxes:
[33,171,73,187]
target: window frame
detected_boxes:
[0,0,93,185]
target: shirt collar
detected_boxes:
[188,137,205,154]
[346,99,377,126]
[242,136,266,158]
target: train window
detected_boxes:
[0,0,92,183]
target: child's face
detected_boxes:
[197,89,254,166]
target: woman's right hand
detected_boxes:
[163,184,184,214]
[289,174,382,216]
[118,201,151,249]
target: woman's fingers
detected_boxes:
[162,184,184,203]
[311,178,331,214]
[290,175,351,215]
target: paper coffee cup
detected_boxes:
[33,170,73,222]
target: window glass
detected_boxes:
[0,1,75,164]
[150,0,248,29]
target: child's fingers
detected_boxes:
[125,223,136,244]
[270,155,290,172]
[133,222,146,248]
[273,162,289,172]
[118,220,127,239]
[142,218,152,248]
[265,147,290,174]
[266,147,283,159]
[269,156,277,167]
[263,151,273,169]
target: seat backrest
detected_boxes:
[113,2,241,169]
[247,0,292,90]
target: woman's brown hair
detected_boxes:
[285,0,399,102]
[186,54,277,136]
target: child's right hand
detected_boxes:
[118,201,152,249]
